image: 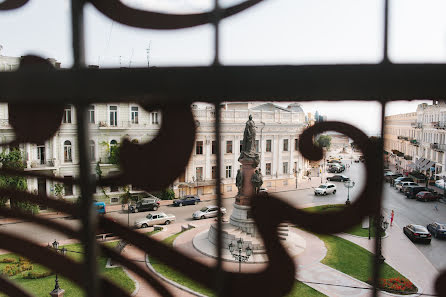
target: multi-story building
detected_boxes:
[177,102,310,197]
[1,54,311,203]
[384,101,446,178]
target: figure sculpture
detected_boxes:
[236,169,243,195]
[251,169,263,194]
[238,115,260,167]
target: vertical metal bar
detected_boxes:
[213,0,221,66]
[383,0,390,63]
[71,0,98,296]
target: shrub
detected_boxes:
[23,271,53,279]
[0,258,17,263]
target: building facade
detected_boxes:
[384,101,446,178]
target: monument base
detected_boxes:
[229,203,257,236]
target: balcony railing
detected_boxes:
[434,121,446,129]
[397,136,409,141]
[411,122,423,128]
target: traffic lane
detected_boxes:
[106,198,236,227]
[382,184,446,271]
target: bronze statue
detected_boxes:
[238,115,260,167]
[236,169,243,195]
[251,169,263,194]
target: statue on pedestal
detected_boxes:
[236,169,243,195]
[251,169,263,194]
[238,115,260,167]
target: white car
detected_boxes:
[396,181,417,192]
[134,212,176,228]
[193,206,226,220]
[314,183,337,196]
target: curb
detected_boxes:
[123,268,140,297]
[145,253,209,297]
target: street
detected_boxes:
[1,157,445,272]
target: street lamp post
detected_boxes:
[376,215,389,263]
[343,180,355,205]
[228,238,253,272]
[50,239,66,297]
[293,168,298,189]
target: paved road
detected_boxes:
[1,158,445,271]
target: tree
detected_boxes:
[160,188,175,200]
[316,135,332,149]
[0,149,38,213]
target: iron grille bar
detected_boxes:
[2,64,446,102]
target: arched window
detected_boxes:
[89,140,95,161]
[64,140,72,162]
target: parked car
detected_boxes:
[129,198,160,213]
[403,224,431,243]
[426,222,446,238]
[393,177,413,187]
[314,183,337,195]
[94,201,106,215]
[131,192,159,202]
[327,159,342,164]
[328,166,342,173]
[259,187,268,193]
[416,191,440,202]
[134,212,176,228]
[326,175,350,182]
[435,179,445,189]
[397,181,418,192]
[405,186,430,199]
[192,206,227,220]
[354,159,360,163]
[384,171,395,176]
[385,173,403,183]
[173,195,201,207]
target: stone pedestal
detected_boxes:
[235,158,256,206]
[49,288,65,297]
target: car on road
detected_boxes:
[393,177,414,187]
[314,183,337,195]
[192,206,227,220]
[405,186,430,199]
[397,181,418,192]
[328,165,343,173]
[259,187,268,193]
[384,171,395,176]
[129,198,160,213]
[416,191,440,202]
[426,222,446,239]
[385,173,403,183]
[131,192,159,202]
[354,159,360,163]
[134,212,176,228]
[403,224,431,243]
[173,195,201,207]
[326,175,350,182]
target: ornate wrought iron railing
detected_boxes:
[0,0,445,297]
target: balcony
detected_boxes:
[434,121,446,129]
[409,139,420,146]
[98,121,151,129]
[397,136,409,141]
[431,143,446,152]
[404,155,413,160]
[25,159,57,171]
[411,122,423,129]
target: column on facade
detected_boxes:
[205,136,211,180]
[260,136,265,174]
[25,143,31,168]
[277,135,282,179]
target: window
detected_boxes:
[64,176,73,196]
[63,105,72,123]
[89,140,95,161]
[295,139,299,151]
[196,167,203,181]
[37,145,45,164]
[64,140,72,162]
[225,166,232,178]
[266,163,271,175]
[256,140,259,152]
[131,106,139,124]
[151,112,159,124]
[283,162,288,174]
[196,141,203,155]
[88,105,95,123]
[226,141,233,153]
[240,140,243,152]
[266,139,272,152]
[109,105,118,126]
[212,166,217,179]
[283,139,289,151]
[212,140,216,154]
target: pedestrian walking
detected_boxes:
[390,210,394,226]
[434,204,439,211]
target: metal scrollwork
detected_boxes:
[88,0,264,29]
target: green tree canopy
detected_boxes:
[316,135,332,149]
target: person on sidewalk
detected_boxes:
[390,210,394,226]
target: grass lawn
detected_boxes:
[145,229,161,236]
[148,232,326,297]
[0,241,135,297]
[303,204,384,237]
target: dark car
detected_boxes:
[328,166,342,173]
[426,222,446,239]
[403,224,431,243]
[354,159,360,163]
[416,191,440,202]
[405,186,430,199]
[385,173,403,183]
[173,195,201,207]
[326,175,350,182]
[129,198,160,213]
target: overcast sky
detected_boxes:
[0,0,442,135]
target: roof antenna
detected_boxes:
[146,41,151,67]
